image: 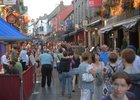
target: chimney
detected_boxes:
[60,1,63,5]
[71,0,74,4]
[60,1,64,11]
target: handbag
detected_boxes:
[82,73,94,82]
[95,70,103,86]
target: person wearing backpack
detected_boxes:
[103,52,123,96]
[88,52,105,100]
[56,48,64,83]
[102,71,135,100]
[56,48,63,73]
[59,51,72,98]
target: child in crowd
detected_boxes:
[102,71,135,100]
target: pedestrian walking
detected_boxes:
[88,52,105,100]
[103,52,123,96]
[71,49,80,92]
[59,51,72,98]
[98,45,110,65]
[73,52,94,100]
[39,49,53,88]
[121,48,140,100]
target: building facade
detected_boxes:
[98,0,140,50]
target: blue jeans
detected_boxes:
[61,72,72,96]
[80,89,93,100]
[56,62,60,72]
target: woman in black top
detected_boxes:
[59,51,72,98]
[71,49,80,92]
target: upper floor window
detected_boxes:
[40,26,44,31]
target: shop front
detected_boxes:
[99,15,140,50]
[86,19,102,47]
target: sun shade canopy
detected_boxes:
[0,17,29,41]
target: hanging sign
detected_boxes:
[6,13,16,24]
[3,0,17,5]
[93,0,102,7]
[88,0,94,8]
[88,0,102,8]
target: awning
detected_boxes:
[0,17,29,41]
[99,15,140,33]
[122,22,137,29]
[113,15,140,28]
[87,19,102,27]
[98,25,113,34]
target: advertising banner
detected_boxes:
[93,0,102,7]
[3,0,17,5]
[88,0,94,8]
[88,0,102,8]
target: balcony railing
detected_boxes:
[105,9,139,26]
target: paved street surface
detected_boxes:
[29,69,80,100]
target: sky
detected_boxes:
[24,0,72,19]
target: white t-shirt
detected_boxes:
[1,55,9,65]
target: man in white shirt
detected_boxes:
[19,47,28,71]
[1,52,9,72]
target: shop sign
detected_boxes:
[3,0,17,5]
[88,0,94,8]
[88,0,102,8]
[6,13,16,24]
[93,0,102,7]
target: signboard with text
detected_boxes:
[88,0,94,8]
[3,0,17,5]
[93,0,102,7]
[88,0,102,8]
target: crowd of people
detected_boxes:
[0,40,140,100]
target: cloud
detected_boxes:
[24,0,72,19]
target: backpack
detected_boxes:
[95,70,103,86]
[95,63,104,86]
[60,58,71,72]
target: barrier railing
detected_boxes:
[0,65,36,100]
[0,74,21,100]
[32,65,36,87]
[23,66,34,100]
